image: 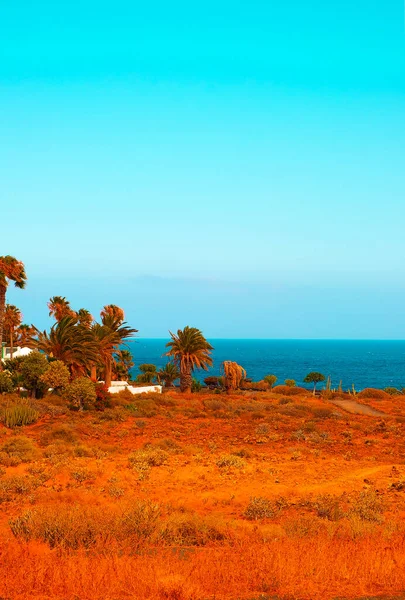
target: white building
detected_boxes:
[1,346,33,361]
[108,381,162,395]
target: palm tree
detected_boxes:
[113,349,134,381]
[165,326,213,393]
[221,361,246,391]
[16,324,37,348]
[3,304,23,358]
[48,296,76,322]
[157,362,180,388]
[77,308,93,329]
[92,309,137,387]
[100,304,125,322]
[35,316,99,377]
[0,256,27,361]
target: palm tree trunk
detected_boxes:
[180,367,192,393]
[0,284,5,366]
[105,358,112,389]
[90,364,97,382]
[10,330,14,359]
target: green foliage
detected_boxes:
[3,399,39,428]
[20,352,49,398]
[158,362,180,387]
[136,364,157,384]
[304,371,326,393]
[40,360,70,393]
[64,377,97,411]
[191,378,203,393]
[114,349,134,380]
[383,387,402,396]
[0,371,14,394]
[284,379,296,387]
[165,326,214,392]
[263,374,277,389]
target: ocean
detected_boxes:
[127,339,405,391]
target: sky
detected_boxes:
[1,1,405,338]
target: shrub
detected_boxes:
[191,378,203,393]
[383,387,402,396]
[284,379,296,387]
[203,399,226,411]
[357,388,390,400]
[40,425,77,446]
[314,494,345,521]
[264,374,277,389]
[350,490,384,522]
[40,360,70,394]
[3,400,39,428]
[20,352,49,398]
[64,377,97,410]
[216,454,246,469]
[94,384,112,411]
[240,380,269,391]
[0,475,36,502]
[244,497,275,520]
[0,372,14,394]
[136,364,157,384]
[0,436,40,466]
[128,447,168,469]
[159,513,226,546]
[272,385,309,396]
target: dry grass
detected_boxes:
[0,388,404,599]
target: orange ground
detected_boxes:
[1,388,405,600]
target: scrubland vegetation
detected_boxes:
[2,256,405,599]
[0,386,404,599]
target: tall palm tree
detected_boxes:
[0,256,27,361]
[157,362,180,388]
[48,296,76,322]
[93,311,137,387]
[165,326,213,393]
[35,316,99,377]
[3,304,23,358]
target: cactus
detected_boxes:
[3,400,39,429]
[326,375,331,392]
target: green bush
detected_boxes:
[20,352,49,398]
[284,379,296,387]
[263,374,277,389]
[191,378,203,393]
[64,377,97,410]
[3,400,39,428]
[40,360,70,393]
[383,387,402,396]
[0,372,14,394]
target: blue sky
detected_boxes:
[1,1,405,338]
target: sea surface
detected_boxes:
[128,339,405,391]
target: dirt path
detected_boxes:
[328,398,385,416]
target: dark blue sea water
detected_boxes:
[128,339,405,391]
